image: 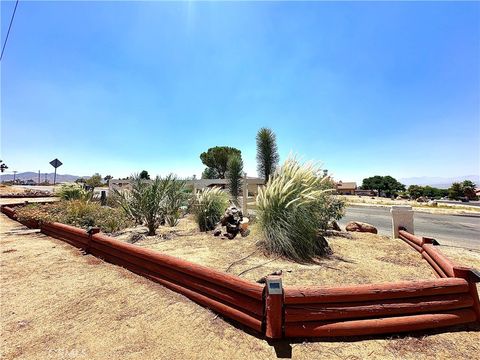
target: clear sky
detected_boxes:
[1,1,479,182]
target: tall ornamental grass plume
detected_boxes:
[193,187,229,232]
[256,156,344,262]
[226,154,243,203]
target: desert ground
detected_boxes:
[1,214,479,360]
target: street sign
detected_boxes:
[50,158,63,168]
[49,158,63,185]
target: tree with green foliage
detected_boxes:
[461,180,477,200]
[104,175,113,183]
[226,154,243,203]
[362,175,405,197]
[201,167,219,179]
[86,173,103,188]
[139,170,150,180]
[407,185,423,199]
[256,127,279,182]
[200,146,241,179]
[448,182,464,200]
[448,180,478,200]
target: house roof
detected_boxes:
[336,181,357,190]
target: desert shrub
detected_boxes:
[164,179,188,227]
[55,184,92,201]
[256,157,344,262]
[16,200,132,233]
[192,187,229,231]
[113,174,184,235]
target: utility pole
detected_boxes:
[13,170,17,183]
[38,170,40,184]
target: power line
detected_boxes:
[0,0,19,62]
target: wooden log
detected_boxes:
[423,244,455,277]
[89,241,263,316]
[92,233,263,300]
[398,230,424,247]
[284,293,473,322]
[44,222,90,238]
[422,251,447,278]
[284,278,469,304]
[284,309,476,338]
[88,246,263,332]
[265,276,284,339]
[400,237,422,253]
[41,225,89,247]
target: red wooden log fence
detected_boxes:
[2,204,479,339]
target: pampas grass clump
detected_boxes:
[256,156,343,262]
[193,187,229,231]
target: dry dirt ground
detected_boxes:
[343,196,480,215]
[1,214,479,360]
[113,216,439,286]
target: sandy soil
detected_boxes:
[0,185,28,195]
[112,216,436,286]
[343,196,480,215]
[1,214,479,360]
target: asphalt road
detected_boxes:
[338,205,480,250]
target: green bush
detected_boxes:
[55,184,92,201]
[113,174,186,235]
[16,200,132,233]
[256,157,344,262]
[192,187,229,231]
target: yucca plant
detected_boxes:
[114,174,181,235]
[256,127,279,182]
[226,154,243,204]
[193,187,229,231]
[256,156,343,262]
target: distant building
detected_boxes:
[335,181,357,195]
[355,189,377,196]
[109,177,266,196]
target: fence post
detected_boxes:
[242,172,248,215]
[265,275,284,339]
[390,205,414,238]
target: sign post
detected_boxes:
[49,158,63,185]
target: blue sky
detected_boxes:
[1,1,479,182]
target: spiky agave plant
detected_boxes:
[256,156,337,262]
[193,187,229,231]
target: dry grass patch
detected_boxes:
[112,216,435,286]
[1,214,479,360]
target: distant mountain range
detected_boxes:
[0,172,87,183]
[399,175,480,189]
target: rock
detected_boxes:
[330,220,341,231]
[324,230,353,239]
[345,221,378,234]
[416,196,428,203]
[213,228,222,236]
[428,200,438,207]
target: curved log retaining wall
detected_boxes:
[2,204,479,339]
